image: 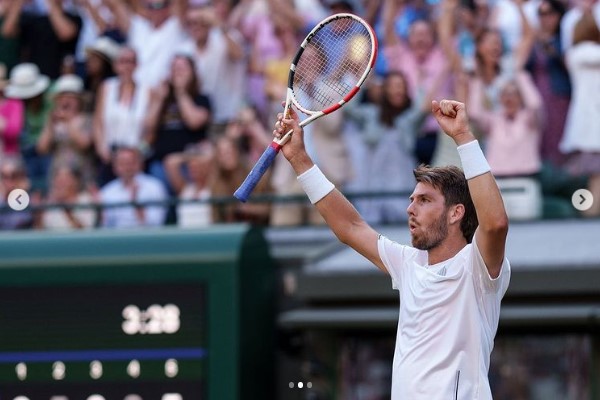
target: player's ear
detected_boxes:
[448,203,465,225]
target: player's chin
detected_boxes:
[409,233,419,248]
[410,233,428,250]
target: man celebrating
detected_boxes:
[273,99,510,399]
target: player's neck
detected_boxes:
[426,233,468,266]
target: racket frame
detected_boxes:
[275,12,378,147]
[234,13,378,202]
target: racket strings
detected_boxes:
[293,16,373,112]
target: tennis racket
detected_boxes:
[234,13,378,202]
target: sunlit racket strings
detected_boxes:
[293,17,373,112]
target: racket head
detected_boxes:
[288,13,378,116]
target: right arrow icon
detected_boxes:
[572,189,593,211]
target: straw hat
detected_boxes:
[85,36,121,62]
[4,63,50,99]
[52,74,84,96]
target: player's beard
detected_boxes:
[411,211,449,251]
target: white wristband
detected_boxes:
[297,165,335,204]
[457,140,491,180]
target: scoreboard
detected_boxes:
[0,225,275,400]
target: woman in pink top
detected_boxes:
[469,71,544,219]
[0,65,24,156]
[469,72,543,177]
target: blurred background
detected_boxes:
[0,0,599,398]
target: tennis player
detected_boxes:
[274,99,511,399]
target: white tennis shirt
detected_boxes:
[378,235,510,400]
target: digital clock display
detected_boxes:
[0,226,275,400]
[0,283,206,399]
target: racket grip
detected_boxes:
[234,143,280,202]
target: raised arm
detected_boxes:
[432,99,508,278]
[47,0,80,41]
[515,71,543,127]
[513,0,536,71]
[171,0,188,25]
[437,0,464,74]
[93,82,110,164]
[382,0,402,47]
[102,0,131,33]
[1,0,24,38]
[364,0,382,27]
[80,0,110,34]
[275,108,387,274]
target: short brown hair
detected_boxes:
[413,165,478,243]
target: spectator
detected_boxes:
[559,11,600,217]
[82,35,119,112]
[343,71,441,225]
[383,14,451,165]
[226,107,271,161]
[143,54,211,191]
[437,0,489,75]
[36,74,95,185]
[164,142,214,228]
[0,155,33,230]
[104,0,189,88]
[211,135,270,224]
[72,0,119,77]
[93,46,150,186]
[4,62,52,191]
[1,0,83,80]
[372,0,429,50]
[100,146,167,228]
[524,0,571,167]
[180,3,246,128]
[469,73,544,219]
[491,0,541,53]
[0,63,25,157]
[231,0,311,123]
[38,162,97,230]
[261,14,300,123]
[441,0,533,110]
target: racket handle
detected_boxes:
[234,143,281,202]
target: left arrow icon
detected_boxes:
[7,189,30,211]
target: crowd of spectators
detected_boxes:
[0,0,598,231]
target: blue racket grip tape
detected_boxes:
[234,143,280,202]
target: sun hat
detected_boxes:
[52,74,84,96]
[4,63,50,99]
[85,36,121,62]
